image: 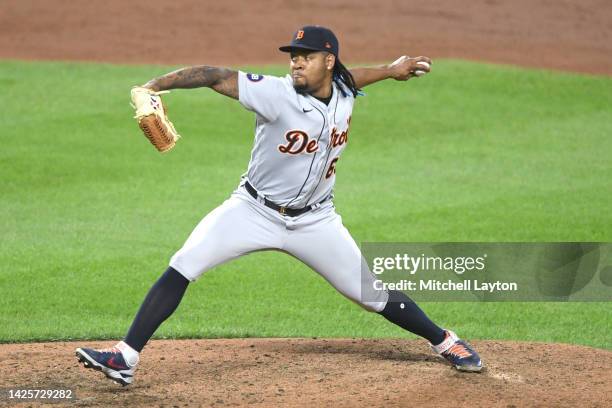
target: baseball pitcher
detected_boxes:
[76,26,482,386]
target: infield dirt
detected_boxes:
[1,339,611,407]
[1,0,611,407]
[1,0,611,74]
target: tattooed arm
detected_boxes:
[143,66,238,100]
[350,56,432,88]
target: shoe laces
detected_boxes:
[444,343,473,359]
[99,346,121,354]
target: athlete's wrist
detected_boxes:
[381,64,396,80]
[142,81,161,92]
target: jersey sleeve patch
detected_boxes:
[246,73,264,82]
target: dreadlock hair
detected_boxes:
[333,58,361,98]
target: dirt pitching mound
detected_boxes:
[0,338,610,407]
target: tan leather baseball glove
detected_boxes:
[130,87,181,152]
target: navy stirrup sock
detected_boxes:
[123,271,444,352]
[379,290,446,346]
[124,267,190,352]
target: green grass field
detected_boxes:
[1,60,610,348]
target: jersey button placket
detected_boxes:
[311,120,331,194]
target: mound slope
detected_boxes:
[1,338,610,407]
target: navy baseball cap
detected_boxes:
[279,25,339,57]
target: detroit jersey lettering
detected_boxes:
[238,71,353,208]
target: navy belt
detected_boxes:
[244,181,329,217]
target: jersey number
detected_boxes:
[326,157,339,179]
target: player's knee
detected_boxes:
[359,300,387,313]
[166,265,195,283]
[157,266,191,288]
[169,251,204,282]
[352,280,389,312]
[353,290,389,313]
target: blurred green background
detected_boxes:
[1,60,610,348]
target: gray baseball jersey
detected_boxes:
[237,71,354,208]
[169,70,389,312]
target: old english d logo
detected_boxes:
[296,30,304,40]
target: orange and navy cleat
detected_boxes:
[430,330,483,372]
[75,347,136,386]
